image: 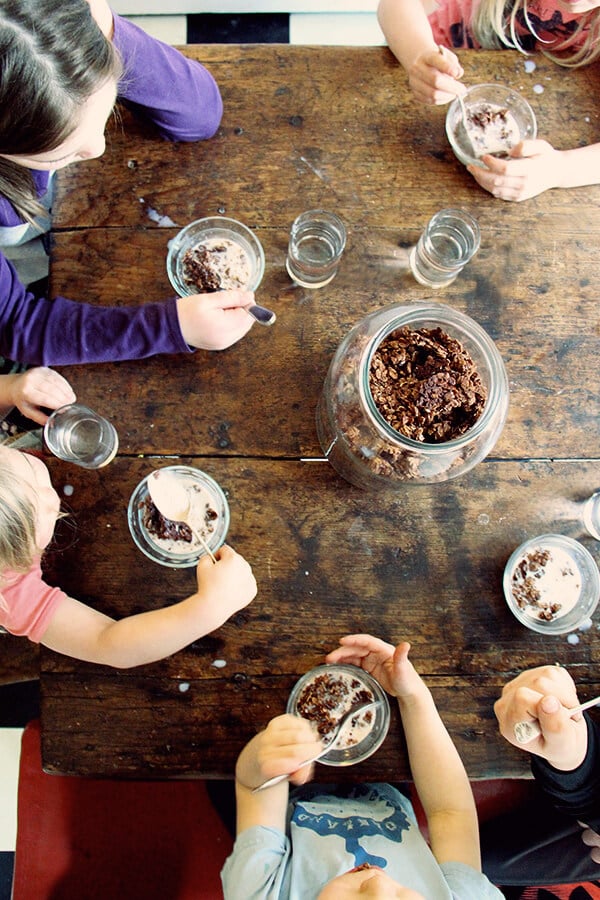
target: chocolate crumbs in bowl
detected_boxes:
[296,672,374,744]
[369,326,487,443]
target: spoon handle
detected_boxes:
[246,303,277,326]
[191,527,217,564]
[514,694,600,744]
[251,700,381,792]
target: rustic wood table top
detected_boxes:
[40,45,600,781]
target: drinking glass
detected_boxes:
[409,208,480,288]
[286,210,346,288]
[583,490,600,540]
[44,404,119,469]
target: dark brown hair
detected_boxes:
[0,0,121,224]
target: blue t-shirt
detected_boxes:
[221,783,505,899]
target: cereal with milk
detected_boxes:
[296,671,375,747]
[510,545,582,622]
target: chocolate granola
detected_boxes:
[296,672,374,742]
[142,493,218,545]
[511,548,562,621]
[369,326,486,443]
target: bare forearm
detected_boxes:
[398,689,473,813]
[555,143,600,189]
[95,593,231,666]
[377,0,437,69]
[398,689,480,866]
[42,591,231,668]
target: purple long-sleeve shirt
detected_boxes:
[0,13,223,365]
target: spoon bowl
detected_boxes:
[252,700,382,792]
[147,469,217,563]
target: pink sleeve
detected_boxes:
[0,562,68,643]
[428,0,481,49]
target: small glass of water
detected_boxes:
[286,210,346,288]
[583,490,600,540]
[409,208,480,288]
[44,403,119,469]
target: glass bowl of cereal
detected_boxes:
[287,664,390,766]
[316,302,509,489]
[127,465,230,568]
[166,216,265,296]
[503,534,600,635]
[445,83,537,168]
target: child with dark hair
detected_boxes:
[0,0,257,430]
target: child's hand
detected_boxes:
[195,544,257,617]
[581,825,600,865]
[467,139,563,202]
[176,291,256,351]
[407,45,464,106]
[0,367,76,425]
[326,633,425,700]
[494,665,588,771]
[235,714,323,791]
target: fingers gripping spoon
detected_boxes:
[252,700,382,792]
[148,469,217,564]
[514,694,600,744]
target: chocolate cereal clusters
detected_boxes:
[181,239,251,293]
[142,486,218,545]
[511,548,561,621]
[369,326,486,443]
[296,672,374,743]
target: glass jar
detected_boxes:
[316,302,509,490]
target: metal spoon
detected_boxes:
[514,694,600,744]
[438,46,477,158]
[147,469,217,564]
[252,699,382,792]
[246,303,276,326]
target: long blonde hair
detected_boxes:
[472,0,600,66]
[0,448,40,583]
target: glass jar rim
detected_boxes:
[358,303,508,454]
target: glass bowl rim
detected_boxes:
[503,533,600,634]
[127,464,230,568]
[445,82,538,167]
[358,302,509,453]
[286,663,391,766]
[166,216,265,296]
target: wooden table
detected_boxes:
[40,45,600,781]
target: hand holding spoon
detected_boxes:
[147,469,217,564]
[252,700,382,792]
[514,694,600,744]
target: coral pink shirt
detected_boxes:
[0,561,67,642]
[430,0,588,52]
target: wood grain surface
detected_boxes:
[40,45,600,779]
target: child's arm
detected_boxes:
[0,368,76,424]
[377,0,464,104]
[327,634,481,869]
[39,545,256,668]
[469,139,600,202]
[234,714,323,834]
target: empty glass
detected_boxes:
[409,208,480,288]
[44,404,119,469]
[583,490,600,540]
[286,210,346,288]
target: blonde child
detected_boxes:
[222,633,503,898]
[0,0,257,429]
[377,0,600,201]
[0,446,257,667]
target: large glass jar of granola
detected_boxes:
[316,302,509,490]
